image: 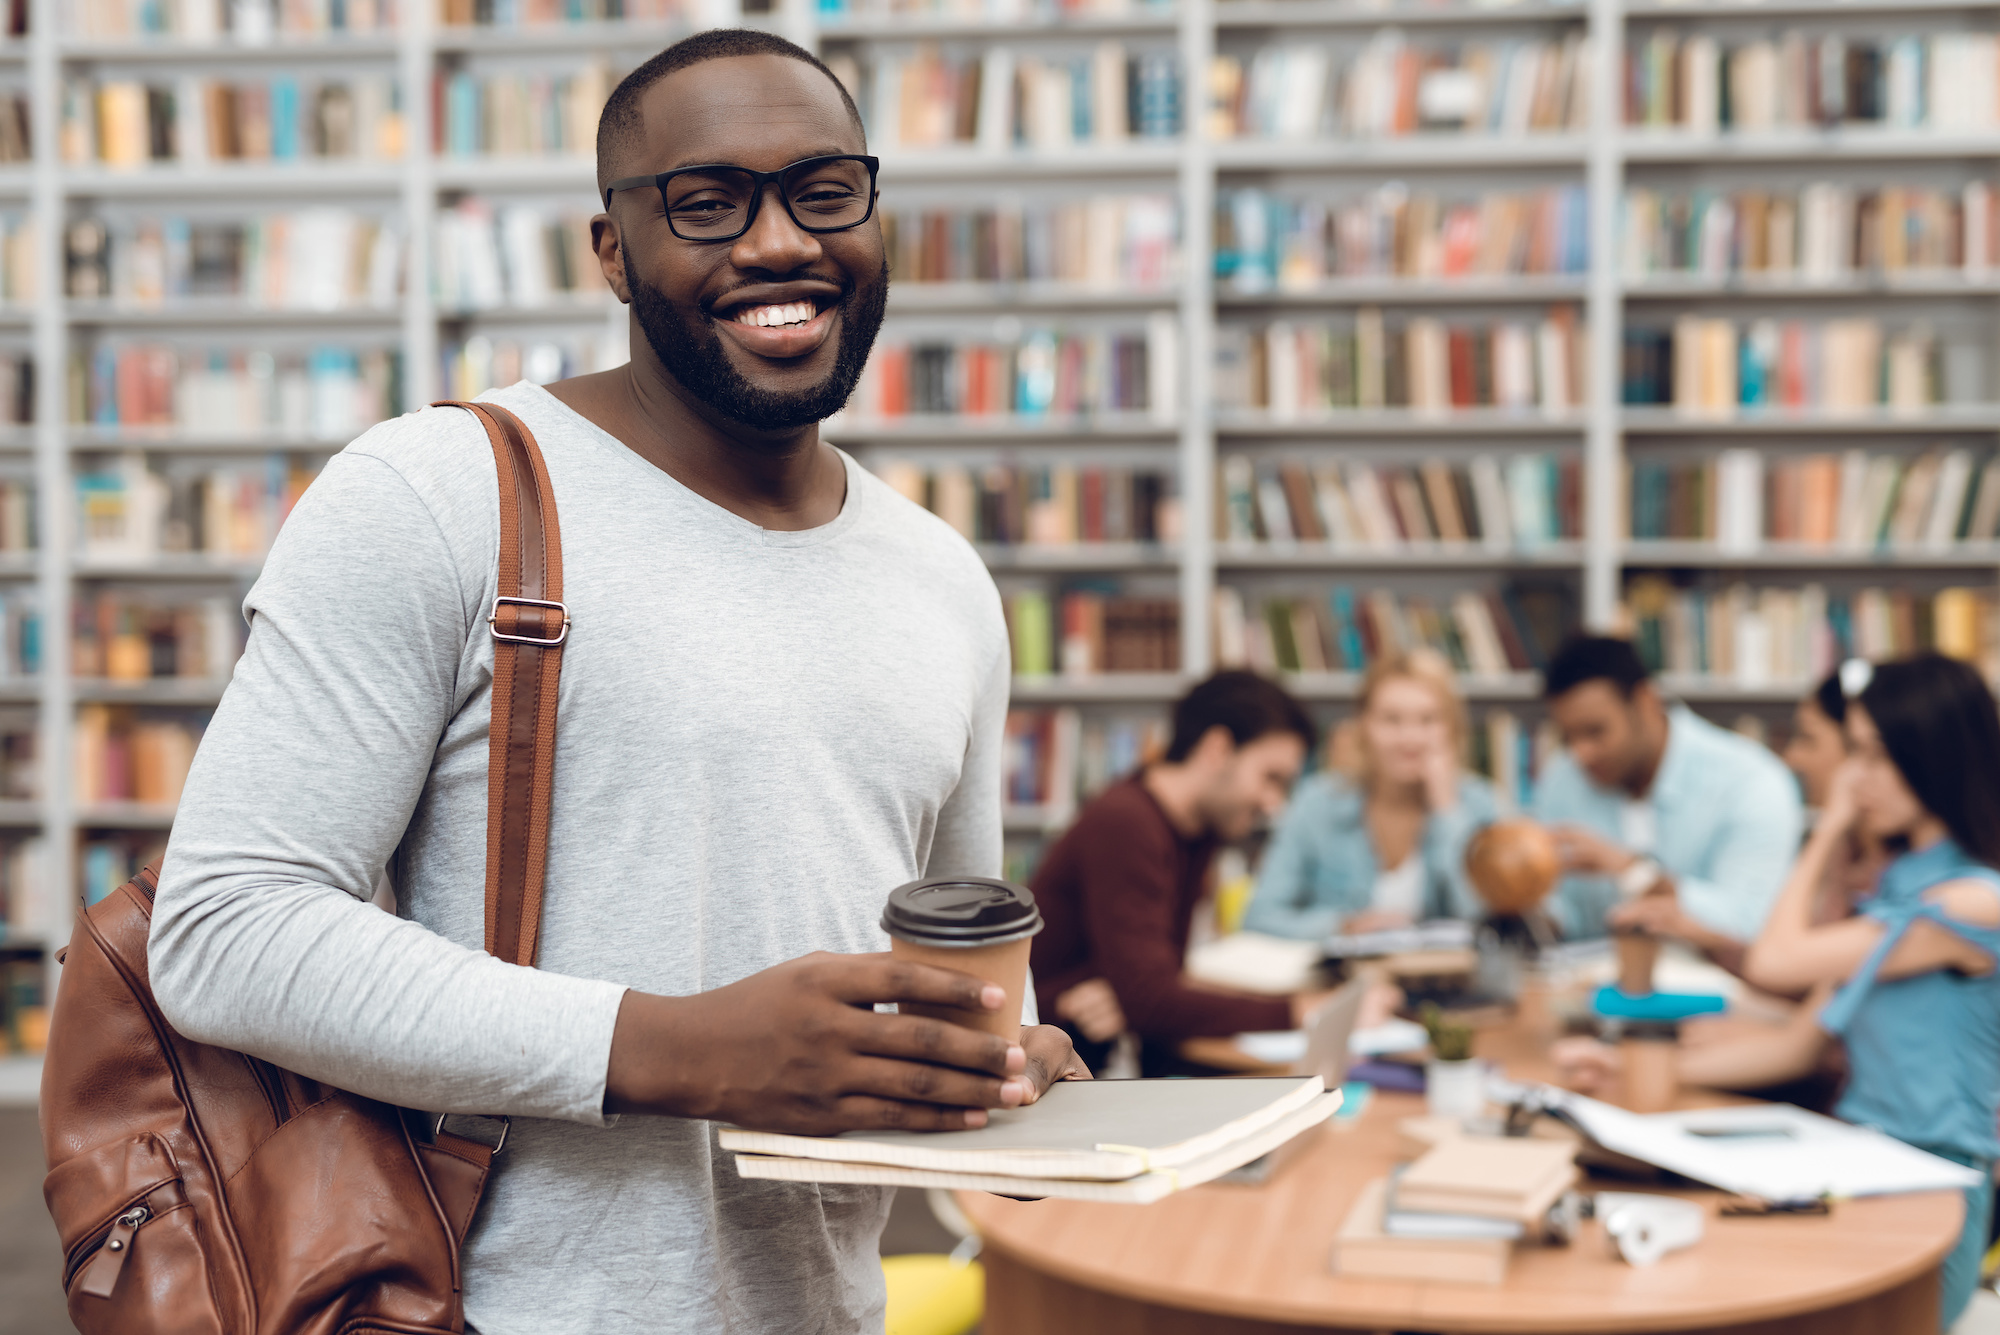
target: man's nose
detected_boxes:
[730,183,824,273]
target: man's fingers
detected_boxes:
[845,1009,1022,1077]
[838,1056,1022,1110]
[815,953,1004,1014]
[1018,1024,1083,1104]
[829,1097,993,1133]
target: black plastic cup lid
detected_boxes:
[881,877,1043,948]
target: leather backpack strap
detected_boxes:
[432,400,568,968]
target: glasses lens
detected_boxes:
[784,158,873,231]
[663,168,758,238]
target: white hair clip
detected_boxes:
[1838,658,1874,699]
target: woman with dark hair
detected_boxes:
[1781,670,1851,811]
[1747,653,2000,1331]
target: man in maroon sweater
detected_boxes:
[1031,671,1329,1075]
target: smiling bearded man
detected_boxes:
[148,28,1083,1335]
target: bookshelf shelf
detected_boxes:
[432,157,596,192]
[0,169,29,197]
[1623,0,1995,17]
[1621,130,2000,163]
[1214,136,1588,171]
[72,679,229,707]
[1217,276,1589,306]
[57,35,402,61]
[1216,0,1584,27]
[1622,541,2000,570]
[75,802,178,831]
[66,303,402,328]
[1217,409,1585,437]
[432,20,695,53]
[1217,541,1585,569]
[0,681,36,704]
[439,301,619,324]
[1285,670,1543,701]
[1658,677,1821,704]
[889,283,1181,314]
[1621,407,2000,434]
[72,559,261,582]
[0,801,40,828]
[825,414,1176,443]
[877,145,1186,181]
[67,430,349,454]
[978,543,1180,571]
[1624,274,2000,300]
[61,164,404,198]
[1002,804,1071,834]
[1010,674,1187,703]
[820,11,1180,38]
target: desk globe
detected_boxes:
[1464,819,1561,916]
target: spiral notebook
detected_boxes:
[722,1076,1339,1204]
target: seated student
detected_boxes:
[1031,671,1329,1074]
[1783,665,1891,916]
[1532,635,1802,955]
[1243,649,1498,940]
[1739,654,2000,1332]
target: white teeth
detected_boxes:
[735,300,816,328]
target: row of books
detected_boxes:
[73,592,240,682]
[77,452,318,562]
[1217,185,1588,294]
[821,0,1169,20]
[73,0,396,38]
[842,320,1175,419]
[0,593,38,677]
[0,480,31,553]
[76,707,201,808]
[435,66,613,159]
[1219,453,1579,549]
[1002,707,1167,818]
[1624,578,1997,685]
[1627,30,2000,133]
[1209,34,1591,141]
[65,213,402,311]
[1623,317,1943,414]
[1621,182,2000,281]
[1006,590,1181,676]
[75,344,400,438]
[0,218,31,305]
[835,44,1184,152]
[883,196,1179,290]
[82,837,168,915]
[433,200,607,313]
[1216,311,1585,417]
[876,462,1181,546]
[0,837,49,950]
[0,355,28,426]
[1212,579,1574,677]
[63,76,405,168]
[1628,447,2000,551]
[0,98,28,165]
[442,335,608,402]
[439,0,684,23]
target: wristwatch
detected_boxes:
[1616,857,1666,899]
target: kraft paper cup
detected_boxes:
[882,877,1043,1043]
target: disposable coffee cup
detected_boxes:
[882,877,1043,1042]
[1613,929,1659,997]
[1619,1023,1679,1114]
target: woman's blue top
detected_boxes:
[1242,770,1498,940]
[1821,837,2000,1161]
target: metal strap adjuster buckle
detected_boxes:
[434,1112,511,1156]
[488,596,570,647]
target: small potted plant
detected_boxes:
[1420,1002,1484,1121]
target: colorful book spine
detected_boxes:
[434,200,611,312]
[1006,591,1180,676]
[434,65,612,157]
[1622,317,1941,414]
[75,0,395,38]
[1623,182,1999,278]
[71,589,238,682]
[1218,453,1578,549]
[846,319,1176,421]
[875,461,1180,547]
[439,0,686,25]
[66,212,402,310]
[1210,578,1575,678]
[62,74,404,167]
[440,336,617,402]
[1003,705,1167,815]
[74,344,400,437]
[884,196,1179,289]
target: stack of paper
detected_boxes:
[1394,1135,1580,1225]
[1334,1177,1514,1286]
[722,1076,1339,1204]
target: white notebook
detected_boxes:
[732,1087,1342,1203]
[721,1076,1330,1181]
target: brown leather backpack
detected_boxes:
[39,400,571,1335]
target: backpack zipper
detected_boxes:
[74,1205,149,1299]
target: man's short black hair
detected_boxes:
[595,28,866,196]
[1164,671,1315,763]
[1542,635,1652,701]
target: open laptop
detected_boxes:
[1293,975,1370,1087]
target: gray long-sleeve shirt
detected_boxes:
[149,381,1011,1334]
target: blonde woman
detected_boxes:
[1244,649,1498,939]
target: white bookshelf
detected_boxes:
[3,0,1996,1001]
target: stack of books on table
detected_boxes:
[1334,1135,1579,1286]
[723,1076,1339,1203]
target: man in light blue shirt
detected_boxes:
[1532,636,1802,956]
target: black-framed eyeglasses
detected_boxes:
[603,154,881,242]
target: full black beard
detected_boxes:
[625,250,888,435]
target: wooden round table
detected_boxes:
[959,1021,1963,1335]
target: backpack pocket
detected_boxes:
[46,1132,224,1335]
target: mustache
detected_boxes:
[698,275,855,319]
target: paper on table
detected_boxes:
[1325,920,1475,960]
[1236,1018,1429,1067]
[1186,932,1323,994]
[1556,1094,1982,1198]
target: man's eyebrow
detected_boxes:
[646,147,862,174]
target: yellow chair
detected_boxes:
[882,1254,983,1335]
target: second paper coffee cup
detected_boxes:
[882,877,1043,1041]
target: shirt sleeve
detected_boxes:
[1083,817,1292,1040]
[150,448,629,1126]
[1673,764,1804,941]
[1425,777,1497,920]
[1242,780,1345,941]
[1531,756,1619,938]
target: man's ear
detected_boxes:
[592,214,632,305]
[1190,724,1236,770]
